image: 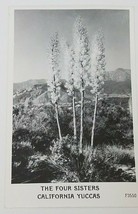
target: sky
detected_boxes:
[14,9,130,83]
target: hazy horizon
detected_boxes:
[14,9,131,83]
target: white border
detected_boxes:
[5,5,138,208]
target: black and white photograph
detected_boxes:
[12,9,136,184]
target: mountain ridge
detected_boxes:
[13,68,132,106]
[13,68,131,92]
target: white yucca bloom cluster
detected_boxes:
[48,32,61,104]
[48,79,60,104]
[73,16,91,90]
[64,45,76,96]
[90,30,106,96]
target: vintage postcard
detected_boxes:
[5,6,138,207]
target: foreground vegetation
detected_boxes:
[12,136,135,183]
[12,100,136,183]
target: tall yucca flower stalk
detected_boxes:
[73,16,91,154]
[64,42,77,141]
[48,32,62,141]
[90,30,106,149]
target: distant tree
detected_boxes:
[73,17,91,153]
[64,42,77,141]
[48,32,62,141]
[90,30,106,148]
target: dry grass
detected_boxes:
[80,144,136,182]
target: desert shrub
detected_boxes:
[30,136,81,183]
[13,128,53,154]
[13,128,30,142]
[25,136,80,183]
[12,141,34,183]
[30,131,52,154]
[26,153,63,183]
[94,100,134,147]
